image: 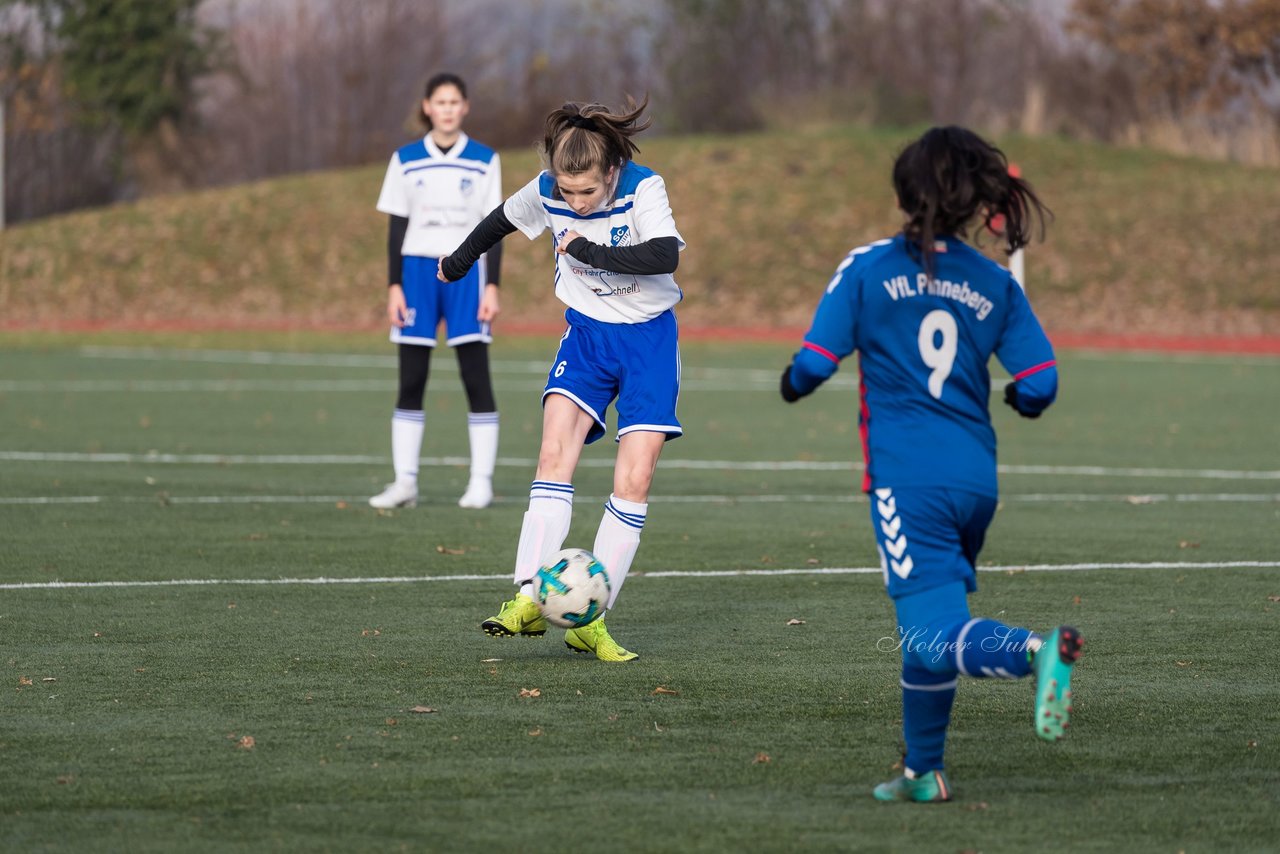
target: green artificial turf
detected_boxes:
[1,333,1277,852]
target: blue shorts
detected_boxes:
[869,486,997,600]
[391,255,490,347]
[543,308,682,445]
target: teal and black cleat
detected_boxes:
[1033,626,1083,742]
[873,769,953,803]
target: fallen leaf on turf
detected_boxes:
[409,706,437,714]
[1175,660,1192,667]
[519,688,542,698]
[966,802,989,812]
[42,677,56,683]
[608,714,618,722]
[92,632,102,638]
[1072,596,1082,606]
[335,501,348,509]
[652,686,679,696]
[1247,740,1258,748]
[1268,596,1280,603]
[236,736,255,750]
[753,753,771,764]
[385,718,398,726]
[436,545,465,555]
[806,558,819,565]
[786,618,806,626]
[528,728,542,736]
[654,721,665,732]
[481,658,502,663]
[360,628,382,636]
[1125,495,1155,505]
[18,676,32,687]
[1178,540,1200,549]
[56,774,75,785]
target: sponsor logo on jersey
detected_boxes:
[610,225,631,247]
[587,279,640,298]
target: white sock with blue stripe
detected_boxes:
[391,409,424,485]
[465,412,499,485]
[460,412,499,508]
[514,480,574,595]
[594,494,647,610]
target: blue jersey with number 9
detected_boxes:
[789,234,1057,497]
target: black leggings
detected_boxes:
[396,342,496,413]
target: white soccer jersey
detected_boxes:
[376,132,502,259]
[503,162,685,324]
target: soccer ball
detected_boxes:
[534,548,611,629]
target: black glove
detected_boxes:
[1003,381,1041,419]
[780,364,805,403]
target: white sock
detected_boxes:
[391,409,424,485]
[466,412,499,486]
[513,481,574,590]
[594,494,646,610]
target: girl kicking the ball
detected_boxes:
[438,95,684,661]
[780,126,1082,801]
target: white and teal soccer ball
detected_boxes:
[534,548,611,629]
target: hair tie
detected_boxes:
[567,114,598,132]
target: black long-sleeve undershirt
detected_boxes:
[441,205,679,281]
[441,206,519,282]
[564,235,679,275]
[387,215,409,285]
[387,215,504,286]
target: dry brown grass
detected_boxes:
[2,125,1277,337]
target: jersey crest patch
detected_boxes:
[459,177,474,196]
[610,225,631,247]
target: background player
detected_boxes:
[439,95,684,662]
[371,72,503,510]
[780,126,1082,802]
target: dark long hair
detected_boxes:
[540,95,651,176]
[419,72,468,130]
[893,126,1051,279]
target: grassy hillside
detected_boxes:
[3,125,1278,336]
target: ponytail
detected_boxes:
[892,126,1051,280]
[541,95,652,176]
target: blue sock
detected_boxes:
[901,663,956,774]
[952,618,1036,679]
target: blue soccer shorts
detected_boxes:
[391,255,491,347]
[542,308,682,445]
[868,485,998,600]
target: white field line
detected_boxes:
[2,450,1278,480]
[2,560,1277,591]
[2,492,1278,507]
[78,345,1280,369]
[0,376,855,393]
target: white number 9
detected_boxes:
[917,310,957,399]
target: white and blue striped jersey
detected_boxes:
[503,162,685,324]
[376,132,503,259]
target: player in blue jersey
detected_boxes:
[371,73,503,511]
[438,96,684,662]
[780,126,1083,802]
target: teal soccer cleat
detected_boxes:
[873,769,953,803]
[1033,626,1083,742]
